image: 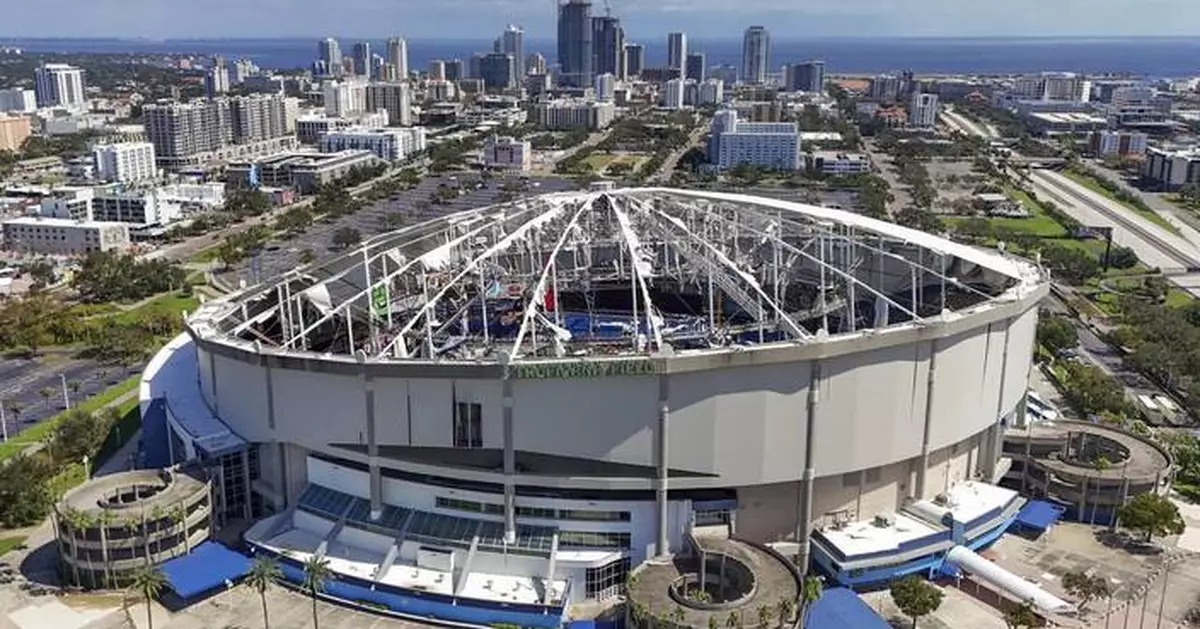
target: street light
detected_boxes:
[60,373,70,410]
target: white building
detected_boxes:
[806,151,870,175]
[594,74,616,103]
[531,100,615,130]
[92,189,184,226]
[1011,72,1090,102]
[0,89,36,113]
[708,109,800,171]
[319,127,426,162]
[482,135,531,172]
[296,111,389,144]
[908,92,939,128]
[425,80,458,102]
[663,79,686,110]
[324,80,369,117]
[1142,147,1200,191]
[34,63,87,111]
[365,82,413,126]
[93,142,158,184]
[39,187,96,220]
[2,216,129,255]
[386,38,409,78]
[698,79,724,106]
[1090,130,1148,157]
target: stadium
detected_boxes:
[140,187,1052,624]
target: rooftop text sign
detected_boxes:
[510,359,658,380]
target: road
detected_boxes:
[940,106,998,139]
[861,138,909,215]
[649,123,708,183]
[1085,160,1200,242]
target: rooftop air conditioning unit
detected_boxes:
[873,514,895,528]
[933,493,952,506]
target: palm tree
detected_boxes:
[302,555,333,628]
[38,387,54,410]
[777,598,795,628]
[68,380,81,404]
[757,605,771,628]
[245,556,283,628]
[799,576,824,629]
[130,565,166,629]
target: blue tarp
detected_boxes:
[161,542,252,600]
[1015,500,1067,532]
[807,587,891,629]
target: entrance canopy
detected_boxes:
[807,587,891,629]
[161,541,252,600]
[1014,500,1067,533]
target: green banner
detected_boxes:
[371,284,389,318]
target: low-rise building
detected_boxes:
[39,186,95,220]
[296,111,389,144]
[708,109,801,171]
[91,188,184,227]
[530,99,615,130]
[92,142,159,184]
[805,151,870,175]
[2,216,130,255]
[1025,112,1108,135]
[1142,146,1200,191]
[227,150,382,193]
[482,136,531,172]
[0,114,31,152]
[319,127,426,162]
[1089,130,1148,157]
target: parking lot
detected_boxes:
[0,354,140,446]
[216,174,579,287]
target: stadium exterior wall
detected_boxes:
[188,280,1044,548]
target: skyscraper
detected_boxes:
[386,38,409,79]
[624,43,645,78]
[496,25,525,79]
[685,52,706,82]
[428,60,447,81]
[785,60,825,93]
[742,26,770,85]
[318,38,343,77]
[205,57,230,97]
[526,53,548,76]
[480,53,516,91]
[353,42,372,77]
[557,0,594,88]
[445,59,464,82]
[667,32,687,74]
[592,16,624,80]
[34,63,86,110]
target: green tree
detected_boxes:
[37,387,54,410]
[1003,600,1039,629]
[1040,244,1101,285]
[330,227,362,250]
[130,565,167,629]
[1036,316,1078,353]
[1118,492,1186,542]
[1061,571,1110,611]
[890,575,943,629]
[275,207,314,234]
[1105,245,1139,270]
[298,249,317,265]
[0,454,55,527]
[776,598,795,629]
[799,576,823,628]
[48,409,108,463]
[302,555,333,629]
[1061,361,1130,418]
[245,556,283,629]
[27,260,56,290]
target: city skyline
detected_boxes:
[2,0,1199,39]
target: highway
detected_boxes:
[940,106,998,139]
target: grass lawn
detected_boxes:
[0,536,27,557]
[1063,169,1180,235]
[583,153,620,172]
[0,374,141,463]
[189,246,222,264]
[110,292,201,326]
[1167,288,1194,308]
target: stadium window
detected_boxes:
[454,402,483,448]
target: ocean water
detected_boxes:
[4,37,1200,77]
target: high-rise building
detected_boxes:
[741,26,770,85]
[526,53,548,76]
[428,60,447,81]
[205,57,230,97]
[698,79,725,106]
[624,43,645,78]
[318,38,343,77]
[0,89,36,113]
[34,63,86,110]
[353,42,372,77]
[708,109,800,171]
[480,53,516,91]
[685,52,706,82]
[496,25,525,79]
[591,16,625,80]
[93,142,158,184]
[386,38,409,79]
[366,82,413,127]
[143,100,233,161]
[323,80,369,117]
[594,73,616,102]
[663,78,686,110]
[785,61,825,93]
[557,0,594,88]
[445,60,465,82]
[229,94,290,143]
[868,74,904,103]
[667,32,687,73]
[908,91,939,128]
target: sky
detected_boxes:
[4,0,1200,39]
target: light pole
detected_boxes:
[60,373,70,410]
[1,402,7,443]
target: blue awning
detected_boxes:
[1015,500,1067,532]
[807,587,891,629]
[139,398,172,469]
[161,542,252,600]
